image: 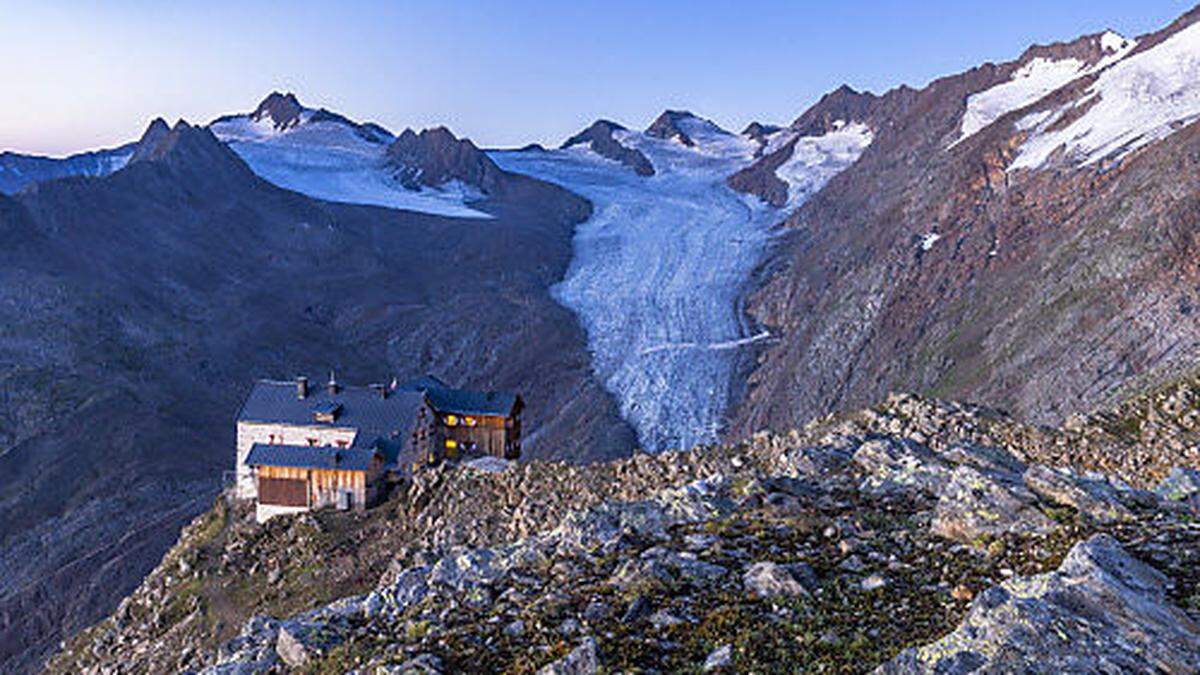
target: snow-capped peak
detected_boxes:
[1100,30,1134,55]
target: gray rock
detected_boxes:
[878,534,1200,673]
[860,574,887,591]
[1023,464,1134,523]
[1155,467,1200,506]
[381,653,443,674]
[743,561,815,599]
[538,636,599,675]
[703,643,733,671]
[853,438,950,495]
[275,620,345,668]
[610,548,728,590]
[931,466,1056,544]
[649,609,685,629]
[504,619,526,637]
[428,548,505,590]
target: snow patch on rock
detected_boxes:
[1013,23,1200,170]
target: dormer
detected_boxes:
[312,401,342,424]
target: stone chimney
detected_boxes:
[296,376,309,400]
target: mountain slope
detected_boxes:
[0,144,134,194]
[0,118,632,673]
[733,13,1200,440]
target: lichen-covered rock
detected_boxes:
[1022,464,1135,523]
[1156,467,1200,507]
[853,438,950,495]
[931,466,1056,544]
[878,534,1200,674]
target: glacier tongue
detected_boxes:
[493,124,865,452]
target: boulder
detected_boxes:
[1155,467,1200,507]
[853,438,950,495]
[538,636,599,675]
[878,534,1200,673]
[1022,464,1134,523]
[743,561,816,599]
[931,466,1056,544]
[275,620,345,668]
[703,644,733,671]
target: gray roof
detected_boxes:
[425,387,520,417]
[400,373,520,417]
[238,379,426,448]
[245,444,379,471]
[399,374,450,392]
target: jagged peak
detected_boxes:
[251,91,305,131]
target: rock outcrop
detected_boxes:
[49,394,1200,674]
[560,120,655,176]
[881,534,1200,673]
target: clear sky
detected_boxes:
[1,0,1194,156]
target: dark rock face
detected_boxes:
[645,110,698,146]
[731,16,1200,440]
[251,91,304,131]
[385,126,507,194]
[789,85,887,137]
[0,117,633,673]
[725,136,796,207]
[561,120,655,176]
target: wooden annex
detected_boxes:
[235,374,522,522]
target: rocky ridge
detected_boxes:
[559,120,655,176]
[50,393,1200,673]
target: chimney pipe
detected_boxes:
[327,371,338,396]
[296,376,309,400]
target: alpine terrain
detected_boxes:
[5,3,1200,674]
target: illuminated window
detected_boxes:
[445,439,458,449]
[445,414,458,426]
[465,416,477,427]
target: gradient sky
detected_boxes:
[1,0,1193,156]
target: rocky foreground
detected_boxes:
[50,394,1200,673]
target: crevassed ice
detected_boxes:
[492,121,869,452]
[1011,23,1200,170]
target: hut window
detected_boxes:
[445,439,458,449]
[445,414,458,426]
[465,416,477,427]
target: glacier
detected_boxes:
[493,117,870,452]
[211,114,491,219]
